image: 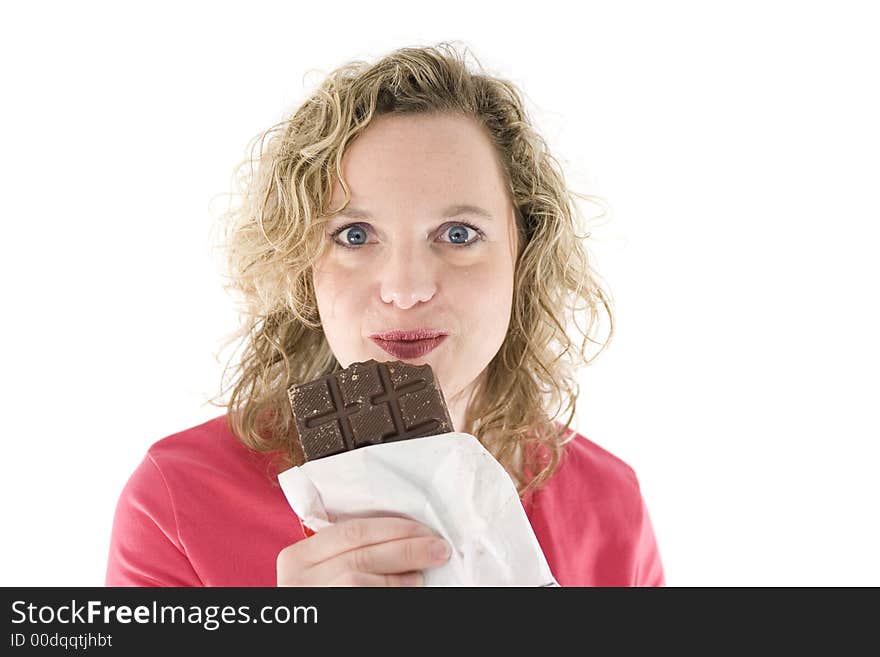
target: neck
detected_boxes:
[447,378,478,435]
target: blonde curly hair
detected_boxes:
[210,41,614,497]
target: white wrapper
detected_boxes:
[277,432,558,586]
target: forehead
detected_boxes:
[331,113,510,209]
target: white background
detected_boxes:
[1,0,877,586]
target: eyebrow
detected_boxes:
[332,203,493,221]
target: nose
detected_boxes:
[378,242,438,310]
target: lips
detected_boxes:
[369,329,448,360]
[371,329,446,341]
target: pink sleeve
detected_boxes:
[105,454,203,587]
[633,494,666,587]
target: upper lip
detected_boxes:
[369,328,448,341]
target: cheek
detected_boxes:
[312,264,364,323]
[450,260,515,321]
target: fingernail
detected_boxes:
[430,540,451,561]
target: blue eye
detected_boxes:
[446,224,472,244]
[329,221,484,249]
[337,224,368,246]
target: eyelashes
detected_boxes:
[328,221,485,250]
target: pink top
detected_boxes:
[105,415,665,587]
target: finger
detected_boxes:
[295,517,436,566]
[328,570,425,587]
[346,536,451,575]
[309,535,451,583]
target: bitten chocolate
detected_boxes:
[287,359,454,461]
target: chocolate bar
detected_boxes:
[287,359,453,461]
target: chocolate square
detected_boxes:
[287,359,454,461]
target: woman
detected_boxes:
[105,43,665,587]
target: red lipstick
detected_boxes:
[369,329,448,360]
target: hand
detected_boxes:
[276,516,452,587]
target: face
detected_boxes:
[311,113,519,431]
